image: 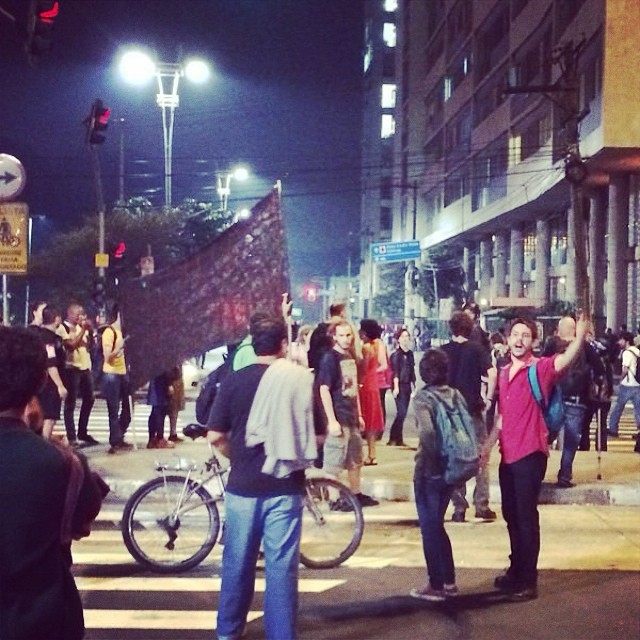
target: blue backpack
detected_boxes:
[426,390,479,485]
[527,364,565,444]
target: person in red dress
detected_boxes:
[359,319,385,465]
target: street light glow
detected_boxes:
[233,167,249,181]
[119,50,156,85]
[185,59,210,83]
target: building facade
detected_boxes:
[362,0,640,334]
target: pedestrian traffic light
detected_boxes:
[304,285,318,302]
[84,99,111,146]
[25,1,59,59]
[111,241,126,260]
[93,276,106,309]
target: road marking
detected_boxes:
[76,576,345,592]
[83,609,262,630]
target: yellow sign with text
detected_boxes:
[0,202,28,274]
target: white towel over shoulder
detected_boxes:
[245,358,317,478]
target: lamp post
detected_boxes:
[119,50,210,211]
[217,166,249,212]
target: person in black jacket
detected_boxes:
[387,327,416,446]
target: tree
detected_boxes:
[28,204,231,311]
[415,246,466,311]
[373,263,405,321]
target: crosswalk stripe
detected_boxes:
[83,609,262,630]
[76,577,345,592]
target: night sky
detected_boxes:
[0,0,365,284]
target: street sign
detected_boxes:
[371,240,421,263]
[0,154,26,201]
[0,201,29,274]
[95,252,109,268]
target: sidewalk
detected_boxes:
[84,432,640,507]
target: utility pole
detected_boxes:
[505,40,590,318]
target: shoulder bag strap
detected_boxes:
[526,364,546,411]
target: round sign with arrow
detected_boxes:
[0,154,27,202]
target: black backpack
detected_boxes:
[195,357,233,425]
[625,347,640,384]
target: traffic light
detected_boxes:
[84,99,111,146]
[93,275,106,310]
[304,285,318,302]
[111,241,126,260]
[25,1,59,59]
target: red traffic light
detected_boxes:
[304,285,318,302]
[113,241,126,259]
[84,99,110,146]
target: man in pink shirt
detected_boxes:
[481,315,586,601]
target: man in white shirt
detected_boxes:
[608,332,640,453]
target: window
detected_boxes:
[363,43,373,73]
[383,23,396,48]
[380,207,392,231]
[381,114,396,138]
[381,83,397,109]
[509,134,522,167]
[384,0,398,12]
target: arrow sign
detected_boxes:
[0,171,17,185]
[0,154,26,201]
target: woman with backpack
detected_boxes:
[410,348,474,602]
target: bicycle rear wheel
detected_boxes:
[299,477,364,569]
[121,475,220,573]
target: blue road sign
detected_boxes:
[371,240,421,263]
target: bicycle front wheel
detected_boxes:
[299,477,364,569]
[121,475,220,573]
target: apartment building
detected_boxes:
[362,0,640,333]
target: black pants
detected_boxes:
[389,384,411,443]
[499,452,547,589]
[148,406,168,440]
[63,368,95,441]
[580,402,610,451]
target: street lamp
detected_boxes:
[119,49,210,210]
[217,166,249,212]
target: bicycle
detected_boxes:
[121,423,365,573]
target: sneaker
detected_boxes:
[451,511,466,523]
[114,441,134,451]
[356,493,379,507]
[409,585,446,602]
[79,434,100,445]
[386,440,397,446]
[443,584,459,597]
[508,586,538,602]
[148,438,175,449]
[168,434,183,443]
[67,439,80,448]
[330,497,354,512]
[475,508,497,521]
[556,478,575,488]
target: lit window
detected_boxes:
[508,134,521,167]
[381,114,396,138]
[384,0,398,11]
[381,83,397,108]
[444,77,452,101]
[383,23,396,47]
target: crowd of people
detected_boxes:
[2,291,639,639]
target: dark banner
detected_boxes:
[120,185,289,390]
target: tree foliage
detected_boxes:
[415,245,466,310]
[373,262,406,321]
[29,200,231,310]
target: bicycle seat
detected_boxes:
[183,423,209,440]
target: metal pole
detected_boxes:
[91,147,106,288]
[118,118,125,205]
[2,274,8,325]
[412,180,417,241]
[25,216,32,324]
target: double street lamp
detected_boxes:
[217,166,249,213]
[119,50,210,210]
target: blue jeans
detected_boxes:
[558,403,588,483]
[413,477,455,590]
[217,491,303,640]
[499,452,547,589]
[101,373,131,446]
[608,384,640,435]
